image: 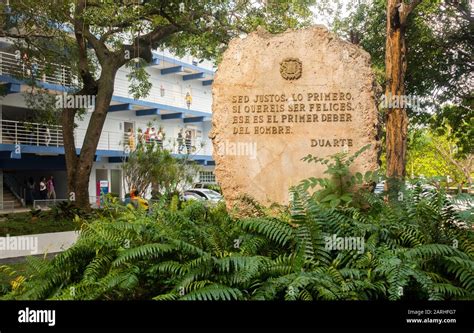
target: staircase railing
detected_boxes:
[3,173,26,207]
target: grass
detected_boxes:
[0,211,78,237]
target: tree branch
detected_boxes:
[399,0,422,25]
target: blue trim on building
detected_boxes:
[152,53,215,76]
[0,144,129,158]
[183,116,204,123]
[0,75,72,92]
[0,154,66,170]
[111,95,211,118]
[0,144,213,167]
[108,103,133,112]
[136,108,160,117]
[161,113,183,120]
[95,150,127,157]
[0,82,21,94]
[0,74,211,120]
[109,157,125,163]
[160,66,184,75]
[183,72,204,81]
[0,143,64,155]
[202,80,213,86]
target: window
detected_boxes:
[199,171,216,184]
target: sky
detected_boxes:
[311,0,359,27]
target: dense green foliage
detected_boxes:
[1,150,472,301]
[407,125,472,188]
[123,143,199,198]
[333,0,472,112]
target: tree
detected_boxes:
[431,99,473,158]
[384,0,421,190]
[0,0,316,209]
[122,144,199,199]
[331,0,472,192]
[406,126,471,191]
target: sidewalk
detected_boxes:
[0,231,79,260]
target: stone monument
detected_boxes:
[211,26,379,207]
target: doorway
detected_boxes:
[124,122,135,151]
[110,169,122,197]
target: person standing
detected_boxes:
[144,127,151,144]
[39,177,47,200]
[127,128,135,151]
[137,128,144,147]
[149,127,157,145]
[177,129,184,154]
[157,128,164,150]
[185,130,192,154]
[47,176,56,200]
[185,92,192,109]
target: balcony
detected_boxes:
[0,119,212,161]
[0,50,75,88]
[0,50,213,124]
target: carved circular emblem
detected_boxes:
[280,57,302,80]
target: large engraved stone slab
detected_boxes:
[211,26,379,207]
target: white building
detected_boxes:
[0,44,217,209]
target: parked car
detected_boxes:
[182,191,206,202]
[192,183,222,193]
[373,180,437,195]
[183,189,223,203]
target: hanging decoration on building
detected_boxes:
[185,92,192,109]
[160,84,165,97]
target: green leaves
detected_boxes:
[300,145,377,209]
[238,218,293,247]
[179,284,243,301]
[2,164,473,301]
[113,243,176,267]
[126,60,152,100]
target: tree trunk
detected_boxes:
[61,107,79,202]
[62,67,117,210]
[384,0,419,195]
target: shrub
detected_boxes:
[2,149,472,300]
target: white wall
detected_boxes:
[113,66,212,114]
[88,160,124,200]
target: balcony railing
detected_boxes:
[0,119,210,156]
[0,51,75,87]
[1,119,63,147]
